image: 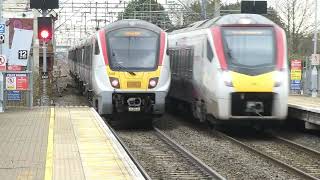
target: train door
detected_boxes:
[92,38,101,110]
[76,48,81,77]
[203,38,215,94]
[88,43,93,101]
[81,47,85,81]
[191,35,206,96]
[88,44,93,90]
[83,46,87,86]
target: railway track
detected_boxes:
[116,126,225,180]
[215,130,320,180]
[103,119,152,180]
[154,127,225,180]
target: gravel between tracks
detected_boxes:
[118,129,211,180]
[155,114,304,180]
[51,60,90,106]
[240,137,320,178]
[275,130,320,154]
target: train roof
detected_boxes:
[68,19,164,51]
[103,19,163,33]
[215,14,275,26]
[170,14,276,34]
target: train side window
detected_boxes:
[94,40,100,55]
[89,45,93,66]
[207,40,213,62]
[187,49,193,79]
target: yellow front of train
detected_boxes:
[101,23,170,115]
[212,15,288,121]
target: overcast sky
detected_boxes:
[1,0,318,46]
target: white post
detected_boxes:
[200,0,207,20]
[0,0,3,112]
[41,10,49,105]
[312,0,318,97]
[33,10,39,74]
[214,0,220,17]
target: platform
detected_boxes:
[288,95,320,129]
[0,107,145,180]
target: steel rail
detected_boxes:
[103,118,152,180]
[154,127,226,180]
[271,134,320,158]
[213,130,319,180]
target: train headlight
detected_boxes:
[274,71,284,87]
[148,77,159,89]
[222,71,233,87]
[109,77,120,88]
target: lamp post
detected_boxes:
[312,0,318,97]
[0,0,3,112]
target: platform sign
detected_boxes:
[7,65,23,71]
[41,72,48,79]
[290,59,302,90]
[0,24,5,34]
[18,50,28,59]
[0,55,6,71]
[8,28,33,67]
[290,70,302,80]
[7,91,21,101]
[0,34,4,44]
[311,54,320,66]
[290,80,301,90]
[290,59,302,80]
[0,73,3,112]
[6,74,28,90]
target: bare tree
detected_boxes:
[273,0,314,55]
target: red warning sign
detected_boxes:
[6,74,28,90]
[291,59,302,70]
[0,55,6,71]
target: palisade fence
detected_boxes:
[292,57,320,96]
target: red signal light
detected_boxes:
[40,30,49,39]
[37,17,53,42]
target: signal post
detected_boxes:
[38,15,52,105]
[30,0,58,105]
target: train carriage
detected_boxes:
[68,19,171,117]
[168,14,288,124]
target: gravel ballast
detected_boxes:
[156,114,304,180]
[118,129,211,179]
[275,130,320,154]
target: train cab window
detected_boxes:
[107,28,159,71]
[207,40,214,62]
[94,40,100,55]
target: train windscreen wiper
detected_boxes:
[112,51,136,75]
[113,61,136,76]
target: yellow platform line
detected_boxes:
[44,107,55,180]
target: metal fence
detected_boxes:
[292,57,320,96]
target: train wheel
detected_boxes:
[165,97,177,113]
[95,100,99,113]
[192,100,207,123]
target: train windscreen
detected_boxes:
[107,28,159,71]
[222,27,276,73]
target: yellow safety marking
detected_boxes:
[44,107,55,180]
[70,108,133,180]
[231,71,275,92]
[106,65,162,90]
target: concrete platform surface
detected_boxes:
[288,95,320,113]
[0,107,145,180]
